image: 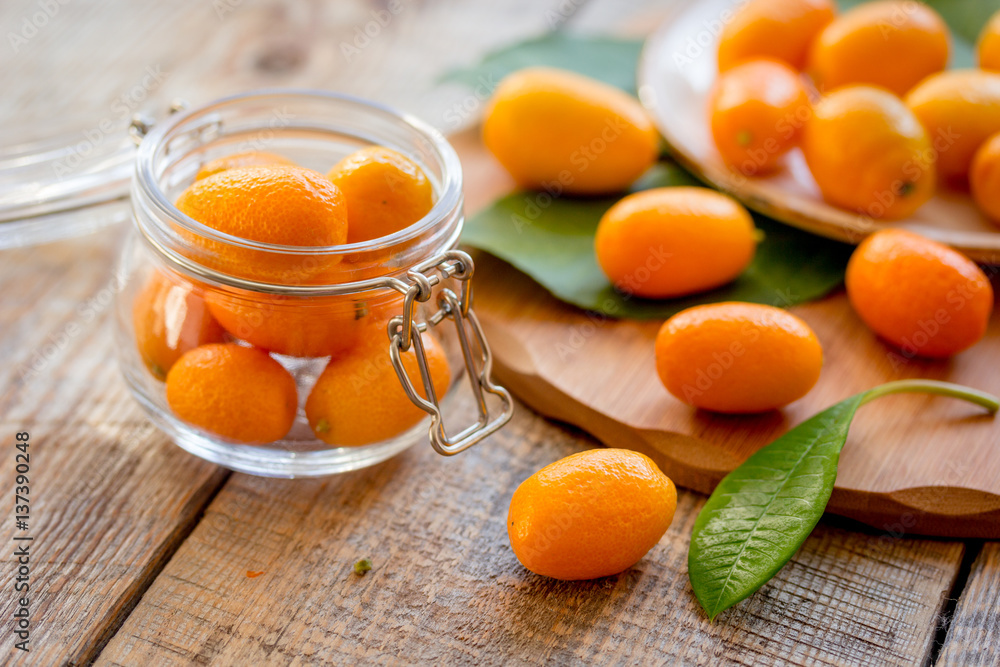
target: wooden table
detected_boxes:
[1,1,998,665]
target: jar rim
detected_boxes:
[134,88,464,258]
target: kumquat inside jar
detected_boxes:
[113,90,512,477]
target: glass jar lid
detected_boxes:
[0,102,194,249]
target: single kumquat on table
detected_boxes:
[655,302,824,414]
[845,229,994,359]
[595,187,758,300]
[508,448,677,581]
[482,66,659,195]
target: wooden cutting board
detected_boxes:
[451,127,1000,539]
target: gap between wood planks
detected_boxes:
[928,540,983,666]
[79,470,231,666]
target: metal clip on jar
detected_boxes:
[106,90,512,476]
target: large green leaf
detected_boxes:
[688,380,999,621]
[440,34,643,94]
[463,163,853,320]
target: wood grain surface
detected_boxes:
[97,401,966,667]
[937,543,1000,666]
[0,228,230,664]
[0,0,998,665]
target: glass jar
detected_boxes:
[111,90,512,477]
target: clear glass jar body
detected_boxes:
[113,90,479,477]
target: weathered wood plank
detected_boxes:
[0,0,586,135]
[97,396,963,666]
[936,543,1000,667]
[0,228,230,665]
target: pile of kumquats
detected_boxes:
[483,0,998,582]
[135,147,451,447]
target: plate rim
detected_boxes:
[636,0,1000,265]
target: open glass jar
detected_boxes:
[112,90,512,477]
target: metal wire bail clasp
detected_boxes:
[388,250,513,456]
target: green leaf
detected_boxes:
[688,394,864,620]
[688,380,999,621]
[462,162,853,320]
[440,33,644,93]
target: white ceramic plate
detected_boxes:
[637,0,1000,263]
